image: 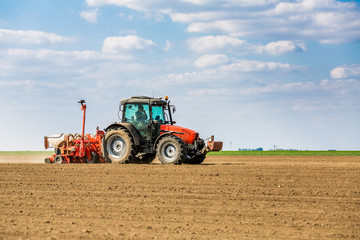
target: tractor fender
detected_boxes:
[154,131,184,150]
[104,122,141,146]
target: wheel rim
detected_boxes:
[162,143,177,162]
[107,135,127,159]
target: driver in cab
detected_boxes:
[135,105,148,123]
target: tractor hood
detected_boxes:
[160,125,199,144]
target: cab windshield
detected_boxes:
[124,104,150,124]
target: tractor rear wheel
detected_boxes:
[102,128,137,163]
[157,136,186,164]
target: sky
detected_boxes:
[0,0,359,151]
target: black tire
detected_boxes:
[157,136,186,164]
[184,154,206,164]
[138,154,156,164]
[44,158,51,164]
[102,128,137,163]
[85,151,99,163]
[54,155,63,164]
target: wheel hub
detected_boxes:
[163,143,177,161]
[107,136,127,158]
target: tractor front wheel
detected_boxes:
[157,136,186,164]
[102,128,136,163]
[184,154,206,164]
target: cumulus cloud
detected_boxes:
[0,29,74,46]
[102,35,157,53]
[330,64,360,79]
[187,35,246,53]
[261,40,307,55]
[187,36,306,55]
[194,54,229,68]
[86,0,164,11]
[163,10,231,23]
[85,0,360,44]
[80,8,100,23]
[220,59,292,72]
[180,0,279,7]
[186,1,360,44]
[0,48,134,81]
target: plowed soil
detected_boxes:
[0,155,359,239]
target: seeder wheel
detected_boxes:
[85,152,99,163]
[54,155,63,164]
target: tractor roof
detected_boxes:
[120,96,167,105]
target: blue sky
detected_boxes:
[0,0,359,151]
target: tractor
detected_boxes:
[102,96,223,164]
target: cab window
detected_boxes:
[151,106,165,123]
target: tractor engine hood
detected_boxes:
[160,125,199,144]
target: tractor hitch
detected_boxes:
[205,136,223,152]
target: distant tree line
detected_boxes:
[238,148,338,151]
[238,147,263,151]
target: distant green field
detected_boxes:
[208,151,360,156]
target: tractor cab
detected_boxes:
[120,96,172,141]
[101,95,222,164]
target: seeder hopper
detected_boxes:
[44,100,105,164]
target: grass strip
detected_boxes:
[208,151,360,156]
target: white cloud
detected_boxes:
[163,40,172,51]
[102,35,157,53]
[187,35,246,53]
[186,1,360,44]
[86,0,360,44]
[267,0,355,15]
[330,64,360,79]
[86,0,162,11]
[0,48,134,81]
[320,78,360,95]
[194,54,229,68]
[188,88,229,96]
[163,10,231,23]
[220,59,292,72]
[0,29,74,46]
[181,0,279,7]
[80,8,100,23]
[261,40,307,55]
[187,36,306,55]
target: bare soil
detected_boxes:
[0,155,359,239]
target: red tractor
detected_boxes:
[102,96,222,164]
[44,96,222,164]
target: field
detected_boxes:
[0,153,359,239]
